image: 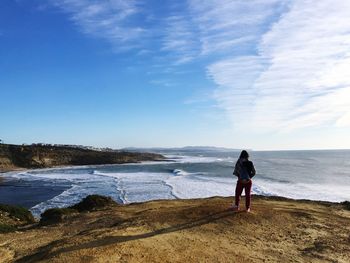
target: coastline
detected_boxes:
[0,161,171,211]
[1,195,349,262]
[0,167,26,174]
[0,159,170,174]
[0,143,165,172]
[2,163,349,213]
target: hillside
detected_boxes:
[0,196,349,262]
[0,144,164,172]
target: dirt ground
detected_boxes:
[0,196,349,263]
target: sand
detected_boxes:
[0,196,349,263]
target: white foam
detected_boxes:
[253,178,350,202]
[92,171,176,203]
[172,169,205,176]
[26,170,122,217]
[166,175,235,199]
[8,171,95,182]
[164,154,225,163]
[4,155,350,218]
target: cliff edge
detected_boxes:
[0,196,349,262]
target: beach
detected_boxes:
[1,196,349,262]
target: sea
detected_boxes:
[1,149,350,218]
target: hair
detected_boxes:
[239,150,249,159]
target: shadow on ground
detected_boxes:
[15,208,241,262]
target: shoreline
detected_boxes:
[1,164,349,212]
[0,158,171,175]
[0,167,27,174]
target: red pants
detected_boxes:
[235,180,252,209]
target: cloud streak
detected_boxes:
[161,14,199,64]
[207,0,350,132]
[45,0,350,133]
[188,0,284,55]
[50,0,145,51]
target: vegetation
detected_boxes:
[70,195,117,212]
[40,208,77,225]
[40,195,117,225]
[342,201,350,210]
[0,204,34,233]
[0,223,16,233]
[0,204,35,223]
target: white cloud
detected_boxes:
[50,0,145,50]
[161,15,199,64]
[208,0,350,132]
[158,0,286,63]
[208,56,267,113]
[46,0,350,133]
[188,0,285,55]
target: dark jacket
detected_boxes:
[233,159,256,179]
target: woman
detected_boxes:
[232,150,256,212]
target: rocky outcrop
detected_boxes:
[0,144,164,171]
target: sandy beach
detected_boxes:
[0,195,349,263]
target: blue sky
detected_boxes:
[1,0,350,150]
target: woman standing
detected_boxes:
[232,150,256,212]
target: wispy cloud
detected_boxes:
[207,0,350,132]
[44,0,350,132]
[159,0,284,62]
[188,0,284,55]
[49,0,145,51]
[161,14,199,64]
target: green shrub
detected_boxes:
[40,208,77,225]
[0,204,34,223]
[342,201,350,211]
[0,223,16,233]
[39,195,116,225]
[70,195,116,212]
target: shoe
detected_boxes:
[246,208,251,212]
[231,205,239,211]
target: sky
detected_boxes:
[1,0,350,150]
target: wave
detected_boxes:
[165,175,235,199]
[91,171,177,203]
[172,169,205,176]
[164,154,228,164]
[253,179,350,202]
[4,153,350,218]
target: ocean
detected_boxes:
[1,149,350,217]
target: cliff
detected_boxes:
[0,144,164,172]
[0,196,349,262]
